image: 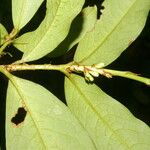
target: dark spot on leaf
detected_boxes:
[11,107,27,126]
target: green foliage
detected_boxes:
[6,75,94,150]
[49,6,97,57]
[12,0,44,29]
[65,75,150,149]
[75,0,150,66]
[14,0,84,62]
[0,24,8,45]
[0,0,150,149]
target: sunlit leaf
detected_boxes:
[65,75,150,149]
[12,0,44,29]
[74,0,150,66]
[49,6,97,58]
[14,0,84,63]
[6,76,95,150]
[0,24,8,46]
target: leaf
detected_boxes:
[6,76,95,150]
[65,75,150,149]
[0,23,8,45]
[14,0,85,63]
[49,6,97,58]
[74,0,150,66]
[12,0,44,29]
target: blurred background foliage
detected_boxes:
[0,0,150,149]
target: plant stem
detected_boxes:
[103,69,150,86]
[0,63,71,76]
[0,28,18,54]
[0,66,13,79]
[0,62,149,86]
[0,40,13,54]
[68,63,150,85]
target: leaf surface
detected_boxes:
[14,0,84,63]
[12,0,44,29]
[6,76,95,150]
[0,24,8,46]
[65,75,150,149]
[49,6,97,57]
[74,0,150,66]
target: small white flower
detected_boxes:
[84,71,94,82]
[89,70,99,77]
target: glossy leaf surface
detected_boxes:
[65,75,150,149]
[14,0,84,62]
[0,24,8,46]
[49,6,97,57]
[6,76,95,150]
[74,0,150,66]
[12,0,44,29]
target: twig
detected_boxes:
[0,62,149,86]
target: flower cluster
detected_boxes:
[69,63,112,82]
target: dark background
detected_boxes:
[0,0,150,149]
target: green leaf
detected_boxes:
[74,0,150,66]
[49,6,97,58]
[0,23,8,45]
[14,0,84,63]
[12,0,44,29]
[65,75,150,149]
[6,76,95,150]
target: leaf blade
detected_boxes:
[49,6,97,58]
[74,0,150,66]
[0,24,8,46]
[6,76,95,150]
[12,0,44,29]
[65,75,150,149]
[14,0,84,62]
